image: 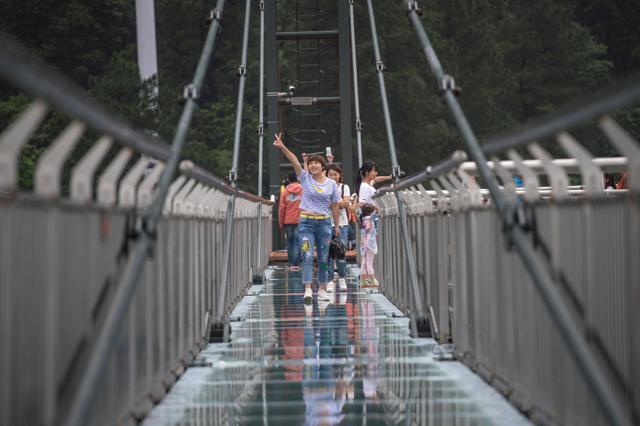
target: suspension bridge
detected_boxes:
[0,0,639,425]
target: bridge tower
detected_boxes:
[264,0,354,244]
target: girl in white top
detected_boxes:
[355,160,392,287]
[355,160,392,209]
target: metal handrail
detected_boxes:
[375,150,467,196]
[0,32,271,206]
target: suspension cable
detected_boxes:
[256,0,266,278]
[349,0,364,167]
[365,0,426,325]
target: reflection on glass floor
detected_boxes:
[143,266,529,425]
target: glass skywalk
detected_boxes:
[143,267,529,425]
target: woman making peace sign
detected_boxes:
[274,133,341,304]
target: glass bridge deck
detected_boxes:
[143,266,529,425]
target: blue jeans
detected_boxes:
[298,217,332,285]
[283,224,300,266]
[328,225,349,279]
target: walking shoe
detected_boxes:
[304,304,313,318]
[338,277,347,291]
[326,281,335,293]
[361,278,378,288]
[318,288,331,301]
[303,287,313,305]
[290,265,300,272]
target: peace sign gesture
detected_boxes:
[273,132,284,150]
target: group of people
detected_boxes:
[275,133,391,304]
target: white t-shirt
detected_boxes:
[358,182,377,207]
[335,183,350,226]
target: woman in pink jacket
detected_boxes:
[279,171,303,270]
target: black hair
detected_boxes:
[359,204,376,226]
[306,154,327,169]
[355,160,378,196]
[288,171,298,183]
[325,164,343,183]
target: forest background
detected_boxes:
[1,0,639,194]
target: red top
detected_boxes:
[278,182,302,227]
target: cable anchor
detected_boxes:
[228,170,238,187]
[439,75,461,96]
[183,84,198,100]
[206,8,221,25]
[407,1,423,16]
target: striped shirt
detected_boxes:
[298,169,340,216]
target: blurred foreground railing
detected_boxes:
[0,27,272,425]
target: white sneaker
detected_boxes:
[303,287,313,305]
[304,304,313,317]
[338,278,347,291]
[318,288,331,301]
[326,281,335,293]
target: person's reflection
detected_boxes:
[361,300,380,401]
[302,294,347,425]
[281,270,304,382]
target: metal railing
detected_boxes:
[369,2,640,424]
[377,185,639,424]
[0,19,271,426]
[374,13,640,418]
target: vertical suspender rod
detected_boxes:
[217,0,252,321]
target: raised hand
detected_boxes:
[273,132,284,149]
